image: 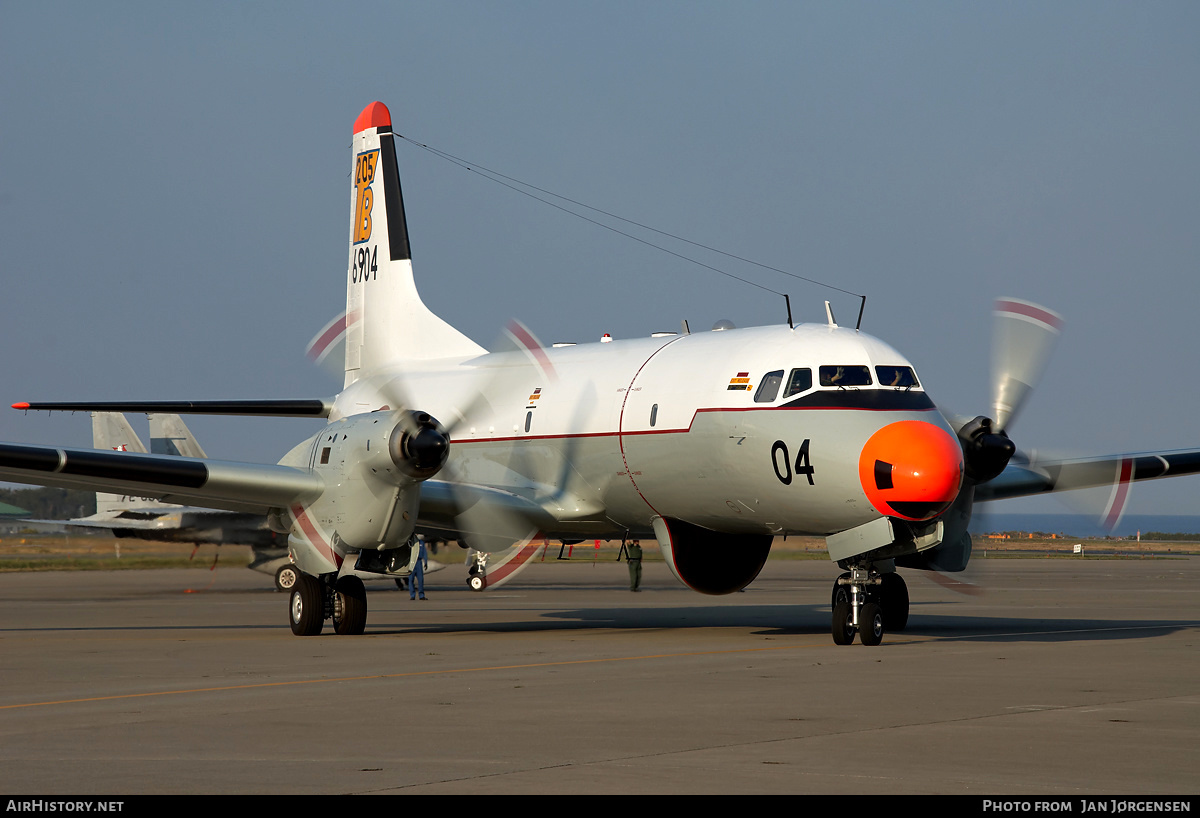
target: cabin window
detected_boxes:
[819,365,872,387]
[754,370,785,403]
[650,404,658,427]
[875,365,919,388]
[524,411,532,433]
[783,368,812,398]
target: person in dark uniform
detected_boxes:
[627,539,642,591]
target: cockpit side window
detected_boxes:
[875,365,920,388]
[783,368,812,398]
[754,370,785,403]
[819,365,872,387]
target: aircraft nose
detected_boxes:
[858,420,964,521]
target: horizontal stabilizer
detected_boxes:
[14,400,333,418]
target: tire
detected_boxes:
[332,575,367,635]
[289,572,324,636]
[831,599,855,645]
[275,564,300,593]
[879,572,909,631]
[831,572,851,609]
[468,574,486,592]
[860,602,884,647]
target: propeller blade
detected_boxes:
[419,319,555,439]
[444,464,539,553]
[1023,450,1135,534]
[991,298,1063,432]
[438,319,554,552]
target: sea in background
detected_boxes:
[972,513,1200,539]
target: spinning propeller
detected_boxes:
[366,319,556,554]
[918,298,1063,581]
[955,298,1064,485]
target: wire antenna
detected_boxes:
[396,134,866,326]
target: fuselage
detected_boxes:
[322,322,964,541]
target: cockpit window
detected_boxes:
[754,370,784,403]
[783,368,812,398]
[875,365,920,388]
[819,365,872,387]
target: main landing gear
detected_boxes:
[289,572,367,636]
[830,567,909,646]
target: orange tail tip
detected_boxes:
[353,101,392,135]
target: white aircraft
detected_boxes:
[4,101,1199,643]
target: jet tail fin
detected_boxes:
[344,101,484,385]
[91,413,173,515]
[149,414,208,459]
[92,412,147,454]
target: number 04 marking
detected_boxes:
[771,439,815,486]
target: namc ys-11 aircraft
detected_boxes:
[4,101,1200,644]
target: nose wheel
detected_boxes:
[830,568,907,646]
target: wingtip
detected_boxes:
[353,101,392,135]
[12,402,29,410]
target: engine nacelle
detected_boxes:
[277,411,449,569]
[651,516,773,595]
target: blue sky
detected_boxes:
[2,2,1198,515]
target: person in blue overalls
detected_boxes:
[410,536,428,600]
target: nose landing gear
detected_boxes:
[830,567,908,646]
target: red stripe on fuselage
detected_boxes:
[450,402,939,446]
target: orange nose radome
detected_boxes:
[859,421,964,521]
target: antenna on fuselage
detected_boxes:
[785,294,793,329]
[825,301,838,328]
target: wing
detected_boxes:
[0,442,322,515]
[975,448,1200,503]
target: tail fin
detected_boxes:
[91,413,170,515]
[92,412,147,453]
[344,101,484,386]
[149,414,208,459]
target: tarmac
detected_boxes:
[0,556,1197,795]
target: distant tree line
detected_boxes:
[0,487,95,519]
[1140,531,1200,542]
